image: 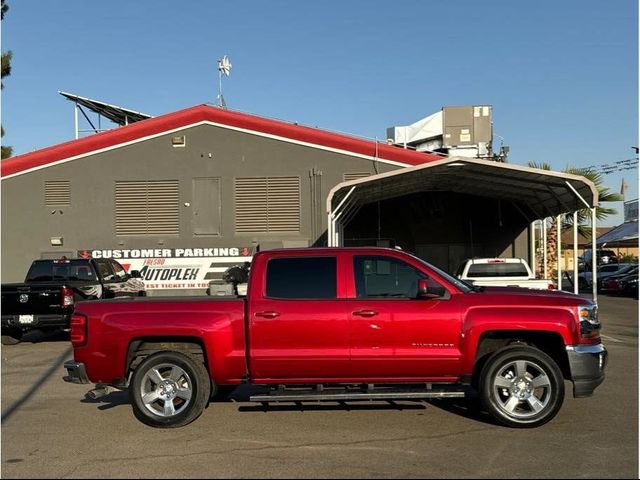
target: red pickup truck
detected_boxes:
[63,247,607,429]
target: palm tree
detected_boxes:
[527,162,622,280]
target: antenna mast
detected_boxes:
[217,55,232,108]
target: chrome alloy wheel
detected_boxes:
[139,363,193,417]
[491,360,552,420]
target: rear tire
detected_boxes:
[479,346,564,428]
[1,330,23,345]
[130,351,211,428]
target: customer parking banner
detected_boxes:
[77,247,253,290]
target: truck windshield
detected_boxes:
[467,263,529,277]
[26,260,95,282]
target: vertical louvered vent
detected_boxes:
[235,176,300,233]
[343,172,371,182]
[115,180,179,235]
[44,181,71,206]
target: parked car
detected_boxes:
[1,257,145,345]
[575,263,637,291]
[582,249,619,270]
[617,273,639,298]
[600,266,639,295]
[64,247,606,429]
[455,258,554,290]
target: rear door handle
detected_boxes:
[353,310,378,317]
[254,311,280,319]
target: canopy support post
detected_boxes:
[592,208,598,305]
[543,218,548,279]
[573,211,579,295]
[557,215,562,291]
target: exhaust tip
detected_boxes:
[85,386,110,401]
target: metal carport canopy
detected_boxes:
[327,156,599,245]
[596,221,639,247]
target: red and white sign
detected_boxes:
[77,247,252,290]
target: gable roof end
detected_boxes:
[1,105,444,179]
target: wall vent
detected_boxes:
[343,172,371,182]
[115,180,179,235]
[235,176,300,233]
[44,180,71,206]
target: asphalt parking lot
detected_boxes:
[1,295,637,479]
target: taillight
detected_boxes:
[548,283,555,290]
[70,314,87,347]
[61,287,74,307]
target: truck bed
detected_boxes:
[72,295,248,386]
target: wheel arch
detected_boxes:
[471,330,571,388]
[126,337,209,379]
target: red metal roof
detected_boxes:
[1,104,443,178]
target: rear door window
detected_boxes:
[110,260,128,282]
[266,257,337,299]
[96,260,116,282]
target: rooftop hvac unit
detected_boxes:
[387,105,494,159]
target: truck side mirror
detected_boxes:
[418,278,445,299]
[418,279,430,297]
[130,270,142,279]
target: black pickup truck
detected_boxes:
[1,257,146,344]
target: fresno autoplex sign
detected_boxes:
[77,248,252,290]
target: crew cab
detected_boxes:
[1,257,145,344]
[63,248,606,429]
[456,258,555,290]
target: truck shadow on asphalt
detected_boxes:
[425,398,496,425]
[14,329,70,344]
[81,390,130,410]
[238,398,496,426]
[81,385,497,426]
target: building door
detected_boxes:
[192,178,221,235]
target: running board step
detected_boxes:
[250,388,467,403]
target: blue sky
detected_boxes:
[1,0,637,225]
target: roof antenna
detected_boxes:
[217,55,232,108]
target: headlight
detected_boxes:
[579,304,599,325]
[579,304,600,339]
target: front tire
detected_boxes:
[479,346,564,428]
[130,351,211,428]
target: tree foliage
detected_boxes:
[1,0,12,159]
[527,161,622,280]
[527,161,622,236]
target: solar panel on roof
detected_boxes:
[58,91,152,126]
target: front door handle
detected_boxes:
[255,311,280,319]
[353,310,378,317]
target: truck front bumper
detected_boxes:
[63,361,90,384]
[566,344,608,398]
